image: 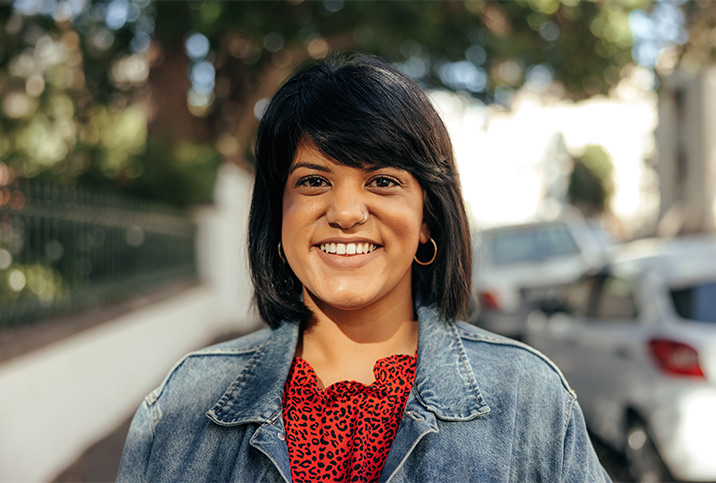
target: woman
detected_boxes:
[118,53,610,482]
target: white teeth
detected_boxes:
[319,243,376,255]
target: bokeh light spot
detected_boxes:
[0,249,12,270]
[106,0,129,30]
[466,44,486,66]
[264,32,284,52]
[125,225,144,246]
[8,269,27,292]
[185,32,210,61]
[25,74,46,97]
[307,38,329,58]
[324,0,344,13]
[190,61,215,93]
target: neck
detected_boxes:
[297,289,418,389]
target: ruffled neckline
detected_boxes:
[287,353,417,401]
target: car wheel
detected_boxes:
[625,418,672,483]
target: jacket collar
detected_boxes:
[207,305,489,426]
[412,305,490,420]
[206,321,299,426]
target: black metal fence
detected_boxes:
[0,182,198,328]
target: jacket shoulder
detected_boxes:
[149,327,274,410]
[193,326,273,355]
[454,321,573,395]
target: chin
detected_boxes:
[308,290,376,312]
[324,296,373,310]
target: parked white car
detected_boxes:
[471,215,610,338]
[525,235,716,482]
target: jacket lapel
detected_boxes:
[380,306,491,482]
[412,305,490,420]
[206,321,299,427]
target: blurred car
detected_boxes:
[471,215,611,338]
[525,235,716,482]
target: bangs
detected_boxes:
[286,60,439,177]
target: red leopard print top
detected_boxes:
[282,353,417,483]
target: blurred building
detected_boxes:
[656,66,716,235]
[433,71,660,239]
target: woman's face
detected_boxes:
[281,141,429,315]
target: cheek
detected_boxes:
[280,199,307,277]
[386,202,425,249]
[401,195,426,231]
[281,193,311,242]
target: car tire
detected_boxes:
[625,417,673,483]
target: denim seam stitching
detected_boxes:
[449,323,482,405]
[249,408,292,483]
[151,347,261,403]
[213,343,266,417]
[459,326,573,395]
[384,422,438,483]
[563,389,576,423]
[251,406,283,434]
[193,345,264,356]
[560,390,578,480]
[144,391,160,435]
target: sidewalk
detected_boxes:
[52,328,250,483]
[54,418,131,483]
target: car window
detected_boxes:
[670,280,716,323]
[489,223,580,266]
[564,276,599,317]
[594,275,637,320]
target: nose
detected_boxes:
[325,185,367,230]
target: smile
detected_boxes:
[319,242,377,255]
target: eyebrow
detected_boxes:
[289,162,332,174]
[289,162,384,174]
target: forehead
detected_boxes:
[289,139,380,173]
[291,140,332,164]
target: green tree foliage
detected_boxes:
[630,1,716,79]
[0,0,649,205]
[667,0,716,74]
[567,144,614,216]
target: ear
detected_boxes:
[419,222,430,244]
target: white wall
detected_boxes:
[196,162,257,326]
[431,72,660,237]
[654,66,716,235]
[0,164,260,482]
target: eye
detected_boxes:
[367,175,400,188]
[296,175,330,188]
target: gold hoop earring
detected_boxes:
[414,237,437,266]
[278,242,286,263]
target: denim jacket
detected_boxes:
[117,306,611,482]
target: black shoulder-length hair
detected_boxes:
[248,52,472,328]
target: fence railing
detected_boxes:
[0,182,198,328]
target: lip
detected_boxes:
[312,240,382,269]
[315,237,380,246]
[315,237,381,253]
